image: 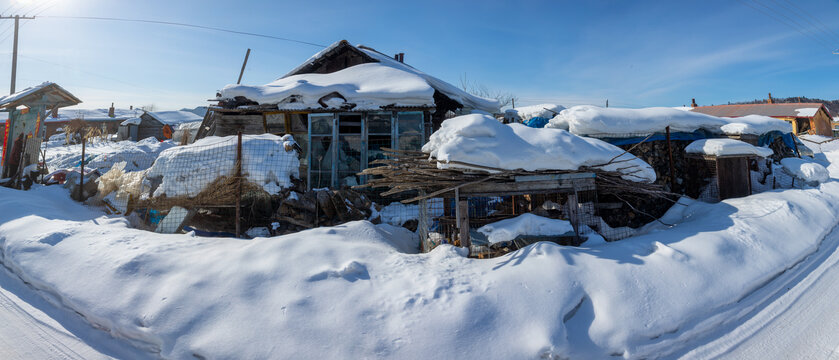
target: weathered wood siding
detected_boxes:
[212,114,266,136]
[716,157,750,200]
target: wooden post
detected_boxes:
[418,190,428,253]
[237,48,251,85]
[457,199,470,251]
[665,126,676,192]
[235,131,243,237]
[13,135,27,188]
[78,134,85,200]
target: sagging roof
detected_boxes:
[691,103,827,118]
[0,82,81,110]
[220,40,500,114]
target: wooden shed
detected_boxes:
[1,82,80,178]
[684,138,774,201]
[118,111,202,141]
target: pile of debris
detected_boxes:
[272,183,374,235]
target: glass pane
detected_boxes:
[290,113,307,133]
[310,114,333,135]
[398,135,423,151]
[265,113,285,133]
[398,112,423,135]
[368,112,392,134]
[367,134,391,165]
[338,135,362,187]
[310,136,333,173]
[338,114,362,134]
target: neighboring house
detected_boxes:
[201,39,500,189]
[691,102,833,137]
[118,111,204,141]
[43,107,142,139]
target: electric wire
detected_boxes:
[760,0,837,47]
[39,15,328,48]
[736,0,835,50]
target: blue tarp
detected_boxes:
[523,116,550,128]
[757,131,800,157]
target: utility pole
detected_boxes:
[0,15,35,94]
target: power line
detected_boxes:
[761,0,837,47]
[779,0,839,42]
[736,0,835,51]
[39,15,328,48]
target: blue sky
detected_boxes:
[0,0,837,110]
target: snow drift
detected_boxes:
[685,138,774,157]
[422,114,656,182]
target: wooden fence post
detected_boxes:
[235,131,243,237]
[78,134,85,200]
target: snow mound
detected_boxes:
[422,114,656,182]
[548,105,791,136]
[146,134,300,197]
[44,137,176,173]
[685,138,774,157]
[505,103,565,122]
[780,158,830,185]
[477,213,574,244]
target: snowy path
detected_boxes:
[679,218,839,359]
[0,265,151,360]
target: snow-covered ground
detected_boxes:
[2,126,839,358]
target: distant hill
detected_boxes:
[732,97,839,116]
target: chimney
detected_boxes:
[129,105,133,110]
[767,92,773,104]
[108,102,115,118]
[394,52,404,63]
[691,98,697,108]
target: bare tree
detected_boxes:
[140,104,157,112]
[459,74,518,109]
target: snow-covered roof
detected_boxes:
[220,40,500,114]
[504,104,565,122]
[548,105,792,137]
[120,118,141,126]
[146,111,204,126]
[422,114,656,182]
[691,103,827,118]
[0,82,81,109]
[685,138,774,157]
[45,108,141,123]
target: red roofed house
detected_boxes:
[691,97,833,137]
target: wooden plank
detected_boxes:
[717,157,750,200]
[459,178,595,196]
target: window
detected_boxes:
[367,112,393,166]
[309,113,334,189]
[397,111,424,151]
[337,114,362,187]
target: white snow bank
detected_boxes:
[685,138,774,157]
[548,105,791,136]
[477,213,574,244]
[422,114,656,182]
[146,134,300,197]
[780,158,830,185]
[505,103,565,122]
[4,169,839,358]
[44,137,176,173]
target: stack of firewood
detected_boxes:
[273,187,373,234]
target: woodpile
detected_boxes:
[272,185,373,235]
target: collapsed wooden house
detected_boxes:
[1,82,81,178]
[197,40,500,190]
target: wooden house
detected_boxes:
[1,82,81,177]
[198,40,500,190]
[118,111,203,141]
[692,102,833,137]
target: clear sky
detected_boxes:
[0,0,837,110]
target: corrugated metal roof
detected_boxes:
[691,103,826,118]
